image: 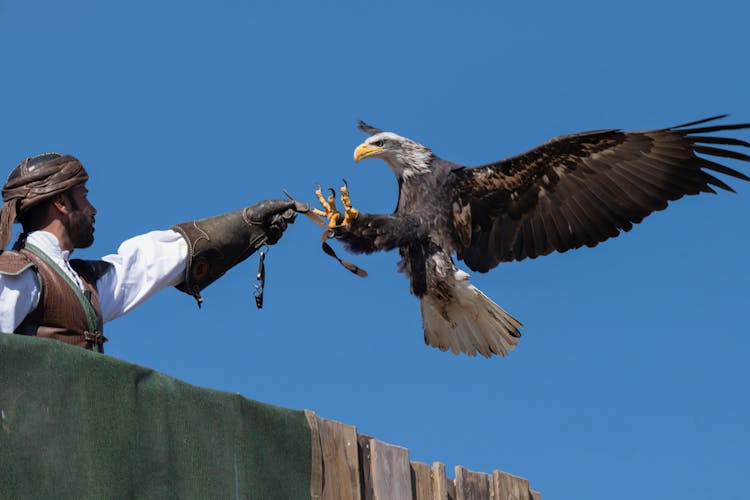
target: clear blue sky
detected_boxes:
[2,1,749,498]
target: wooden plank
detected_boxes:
[410,461,433,500]
[318,418,361,500]
[455,466,491,500]
[432,462,449,500]
[446,476,456,500]
[369,438,411,500]
[304,410,324,500]
[358,434,374,500]
[492,470,531,500]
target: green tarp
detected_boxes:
[0,335,313,499]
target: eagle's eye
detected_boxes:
[372,140,385,148]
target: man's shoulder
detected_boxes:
[0,250,36,276]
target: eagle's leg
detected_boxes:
[339,180,359,225]
[312,185,342,228]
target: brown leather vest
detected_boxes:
[0,245,107,352]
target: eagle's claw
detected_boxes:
[312,182,359,228]
[339,180,359,225]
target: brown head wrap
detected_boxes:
[0,153,89,249]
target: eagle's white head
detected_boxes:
[354,124,433,179]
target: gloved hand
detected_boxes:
[244,199,298,245]
[172,199,300,305]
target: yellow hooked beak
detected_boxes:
[353,143,383,163]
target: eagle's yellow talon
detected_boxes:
[343,207,359,225]
[313,182,360,227]
[327,190,338,213]
[315,187,331,211]
[314,185,345,227]
[329,213,341,228]
[339,183,359,225]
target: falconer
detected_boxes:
[0,153,297,352]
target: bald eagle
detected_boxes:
[316,116,749,358]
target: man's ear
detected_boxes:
[50,193,69,215]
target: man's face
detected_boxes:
[64,184,97,249]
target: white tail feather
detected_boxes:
[420,270,522,358]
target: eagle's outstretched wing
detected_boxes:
[451,116,750,272]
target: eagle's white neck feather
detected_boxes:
[385,140,433,178]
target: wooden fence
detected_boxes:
[306,412,541,500]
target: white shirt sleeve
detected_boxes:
[97,229,188,323]
[0,270,41,333]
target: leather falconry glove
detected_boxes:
[172,199,297,305]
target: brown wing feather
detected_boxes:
[451,117,750,272]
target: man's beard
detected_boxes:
[67,210,95,249]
